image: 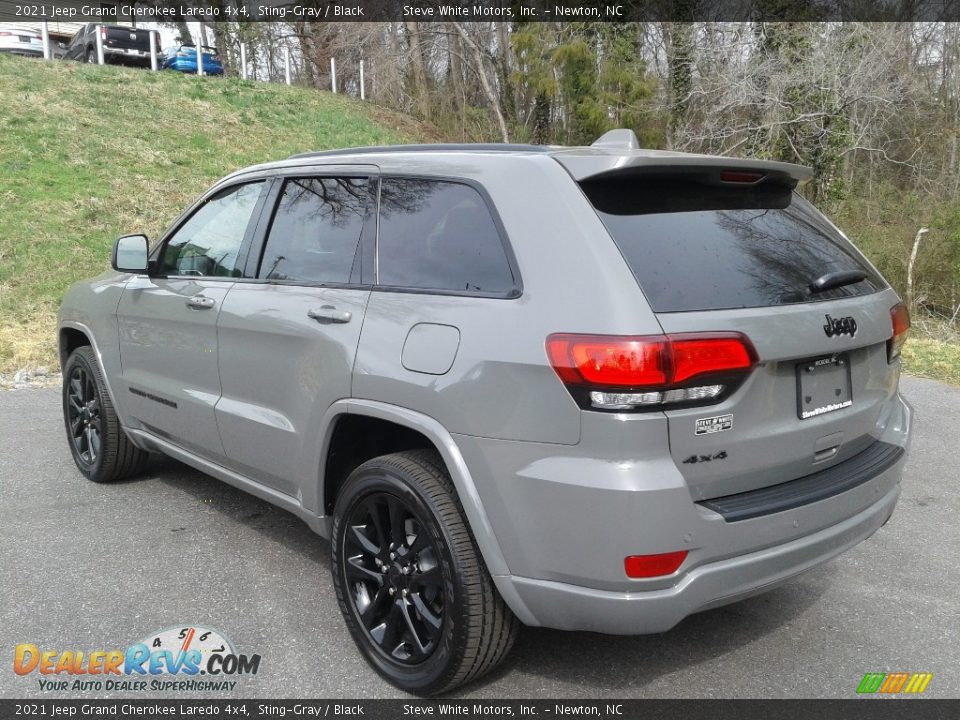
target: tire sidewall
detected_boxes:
[331,463,464,694]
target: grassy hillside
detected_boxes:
[0,54,427,373]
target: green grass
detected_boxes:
[0,54,427,372]
[901,316,960,386]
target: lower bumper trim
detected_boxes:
[698,440,904,522]
[503,484,899,634]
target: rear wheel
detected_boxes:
[331,450,517,695]
[85,48,95,64]
[62,347,148,483]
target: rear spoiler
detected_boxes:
[551,129,813,188]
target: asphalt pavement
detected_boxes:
[1,376,957,699]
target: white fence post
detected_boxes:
[196,44,204,76]
[240,43,247,80]
[330,57,337,93]
[149,30,158,71]
[284,47,291,85]
[95,25,104,65]
[41,21,50,60]
[359,59,365,100]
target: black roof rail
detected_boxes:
[288,143,554,160]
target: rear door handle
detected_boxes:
[307,306,352,324]
[186,295,216,310]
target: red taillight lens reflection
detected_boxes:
[625,551,688,578]
[672,336,755,384]
[547,335,668,387]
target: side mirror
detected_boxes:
[111,234,149,273]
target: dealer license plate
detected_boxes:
[796,354,852,419]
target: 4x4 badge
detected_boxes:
[824,314,857,338]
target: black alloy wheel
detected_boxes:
[62,346,148,483]
[66,365,102,465]
[331,450,517,695]
[343,491,445,663]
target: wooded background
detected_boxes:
[171,21,960,325]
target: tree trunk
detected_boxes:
[452,22,510,143]
[405,21,430,118]
[907,227,929,316]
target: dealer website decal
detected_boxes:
[13,626,261,693]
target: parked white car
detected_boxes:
[0,25,44,58]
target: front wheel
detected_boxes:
[331,450,517,695]
[62,346,148,483]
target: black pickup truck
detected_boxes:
[60,24,155,67]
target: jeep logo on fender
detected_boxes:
[824,314,857,338]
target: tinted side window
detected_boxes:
[160,181,263,278]
[378,179,515,295]
[259,177,368,284]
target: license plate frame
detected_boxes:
[796,354,852,420]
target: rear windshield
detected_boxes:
[581,176,885,312]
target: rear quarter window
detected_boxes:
[581,176,885,312]
[377,178,517,296]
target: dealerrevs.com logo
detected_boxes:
[14,626,261,693]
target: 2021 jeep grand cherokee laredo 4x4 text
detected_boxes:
[59,130,912,694]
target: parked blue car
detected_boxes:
[161,44,223,75]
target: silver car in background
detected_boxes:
[58,131,913,695]
[0,25,44,58]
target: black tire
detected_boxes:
[62,346,148,483]
[331,450,517,695]
[85,47,96,64]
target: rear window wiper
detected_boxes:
[808,270,867,294]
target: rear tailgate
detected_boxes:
[102,26,150,53]
[654,293,900,500]
[573,161,903,501]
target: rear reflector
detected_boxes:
[889,302,910,363]
[546,332,756,410]
[625,551,688,578]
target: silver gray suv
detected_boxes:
[58,131,913,694]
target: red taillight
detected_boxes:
[889,302,910,363]
[547,335,668,387]
[719,170,765,183]
[671,336,755,383]
[100,26,107,39]
[546,332,756,410]
[625,551,688,578]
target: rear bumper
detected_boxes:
[456,392,911,634]
[103,48,150,65]
[500,482,899,634]
[0,47,43,58]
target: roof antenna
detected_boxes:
[591,129,640,151]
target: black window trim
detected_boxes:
[246,171,379,291]
[148,178,270,282]
[373,174,524,300]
